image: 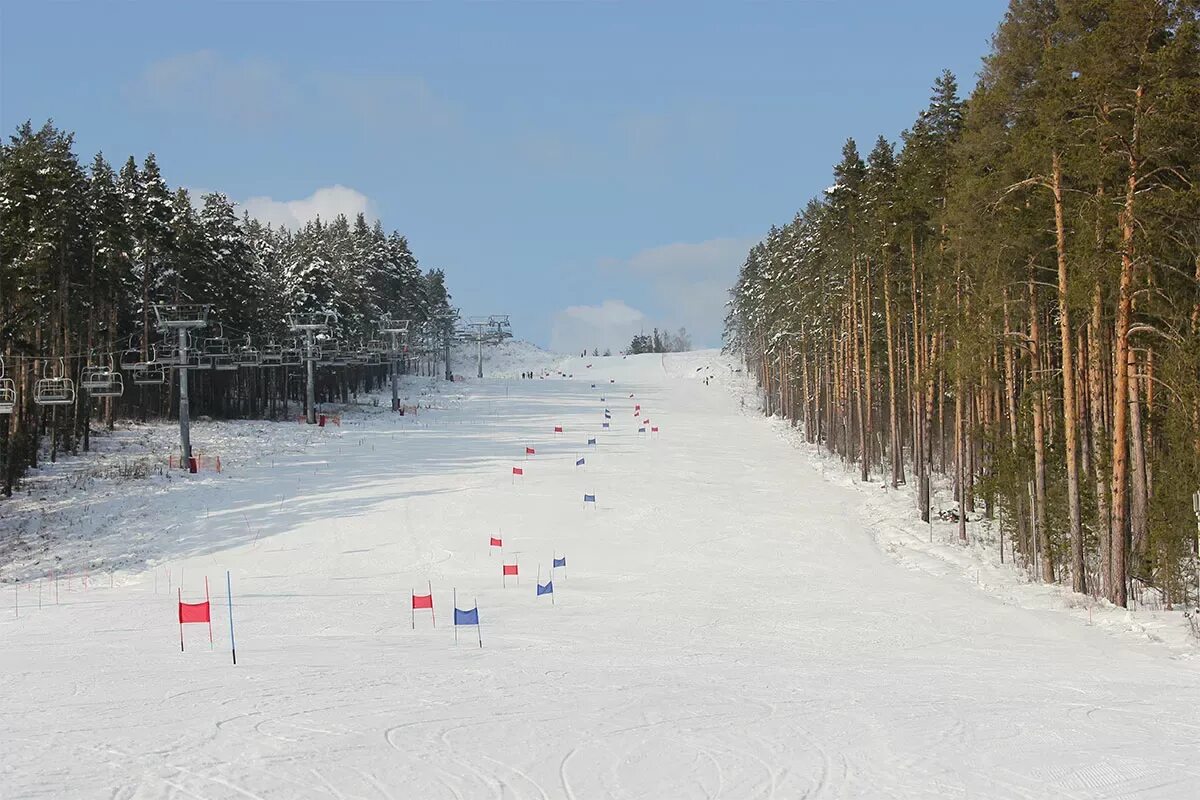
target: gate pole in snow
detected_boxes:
[227,571,237,665]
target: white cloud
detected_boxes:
[550,300,650,355]
[601,237,756,348]
[240,185,374,229]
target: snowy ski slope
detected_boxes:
[2,351,1199,799]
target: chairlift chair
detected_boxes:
[119,337,148,372]
[280,344,302,367]
[261,342,284,365]
[0,357,16,414]
[34,359,76,406]
[88,370,124,398]
[150,341,182,367]
[235,339,260,367]
[133,367,166,385]
[82,356,124,397]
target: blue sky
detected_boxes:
[1,0,1006,352]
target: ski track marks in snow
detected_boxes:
[3,350,1200,799]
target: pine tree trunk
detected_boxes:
[1109,89,1142,608]
[883,255,903,487]
[1053,153,1086,593]
[1088,282,1112,594]
[1029,276,1055,583]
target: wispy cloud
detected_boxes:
[601,236,756,347]
[126,50,296,127]
[127,50,455,135]
[550,299,649,355]
[240,185,375,229]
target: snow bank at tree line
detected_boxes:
[0,339,568,582]
[684,348,1200,659]
[0,375,473,583]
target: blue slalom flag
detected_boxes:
[602,422,610,429]
[600,396,606,402]
[583,493,596,503]
[536,580,554,596]
[454,606,479,626]
[576,457,585,467]
[604,412,611,419]
[591,383,596,388]
[638,427,646,433]
[587,437,596,445]
[553,556,567,568]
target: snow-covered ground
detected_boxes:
[3,349,1199,799]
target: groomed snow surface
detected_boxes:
[3,348,1199,799]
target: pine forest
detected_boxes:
[725,1,1200,609]
[0,121,454,496]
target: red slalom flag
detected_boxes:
[554,425,563,433]
[512,467,524,476]
[490,536,503,547]
[525,447,536,455]
[642,418,650,424]
[412,581,436,628]
[651,426,660,433]
[178,599,211,624]
[503,564,519,576]
[178,577,214,652]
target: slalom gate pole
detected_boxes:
[476,597,482,648]
[205,576,213,648]
[429,580,435,627]
[453,588,459,645]
[227,571,237,666]
[178,588,184,652]
[412,589,416,630]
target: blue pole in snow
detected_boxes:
[226,570,237,666]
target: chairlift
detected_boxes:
[119,337,148,371]
[280,344,302,367]
[82,356,124,398]
[261,342,284,365]
[318,340,343,366]
[150,340,182,366]
[367,339,386,354]
[235,338,260,367]
[133,367,166,385]
[34,359,76,406]
[0,356,16,413]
